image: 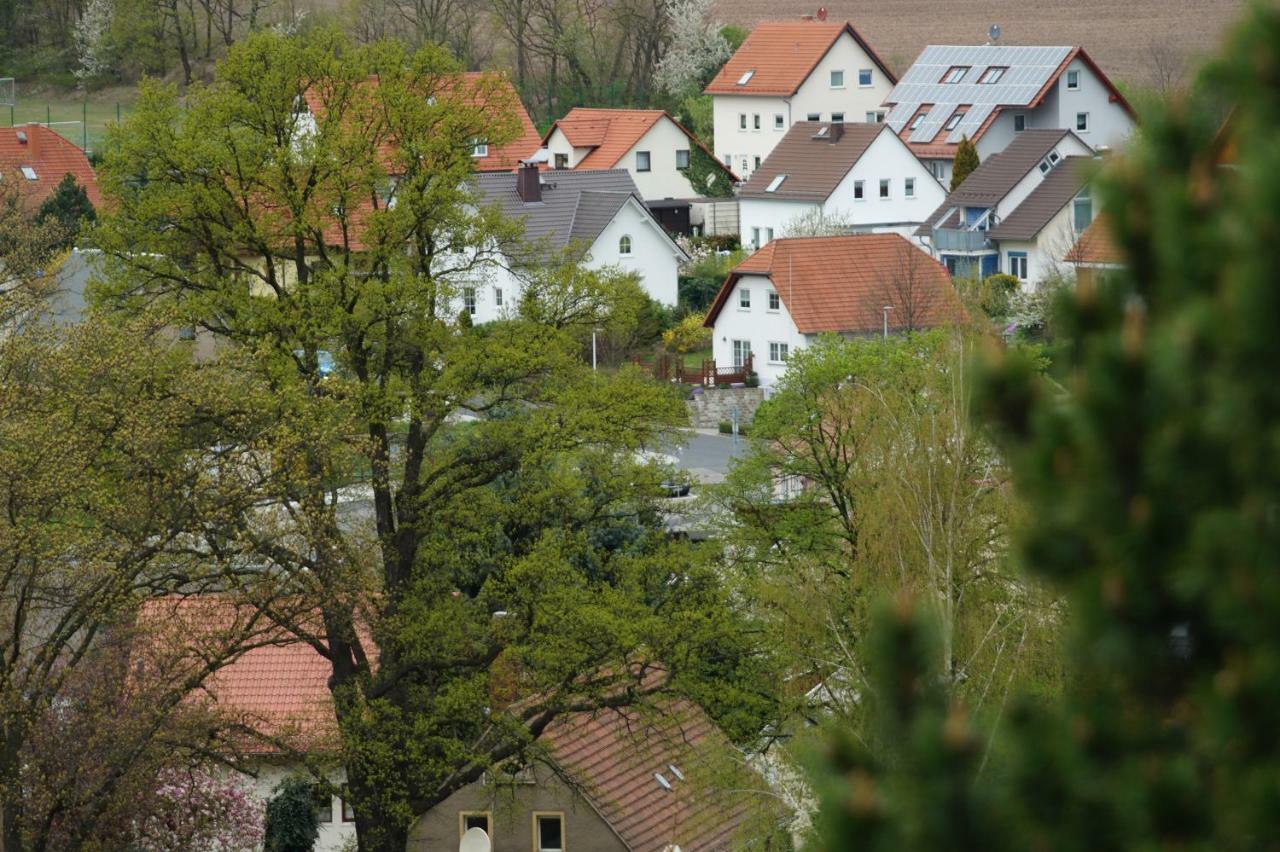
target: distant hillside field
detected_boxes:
[713,0,1249,87]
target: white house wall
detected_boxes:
[999,203,1081,289]
[710,273,808,387]
[995,135,1093,220]
[712,31,894,181]
[1050,57,1134,152]
[589,198,681,305]
[622,118,701,200]
[237,762,355,852]
[738,131,944,248]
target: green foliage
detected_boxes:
[678,244,742,312]
[950,136,980,192]
[957,273,1019,321]
[686,140,734,198]
[93,29,779,852]
[812,6,1280,849]
[36,173,96,246]
[720,24,748,51]
[663,311,711,354]
[263,779,320,852]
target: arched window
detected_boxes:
[619,235,632,255]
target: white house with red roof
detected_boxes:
[703,234,963,386]
[883,45,1134,184]
[0,124,101,211]
[704,17,897,181]
[541,108,735,201]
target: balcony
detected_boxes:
[932,227,993,252]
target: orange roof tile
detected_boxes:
[704,20,895,96]
[544,109,737,181]
[302,71,541,173]
[1067,215,1123,266]
[705,234,964,334]
[0,124,101,210]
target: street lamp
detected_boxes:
[882,305,893,339]
[592,327,602,370]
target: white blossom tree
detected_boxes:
[653,0,730,98]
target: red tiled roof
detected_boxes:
[544,108,738,181]
[0,124,101,210]
[545,703,759,852]
[1067,215,1123,266]
[705,20,895,96]
[302,71,541,173]
[137,597,768,852]
[705,234,964,334]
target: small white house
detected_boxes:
[704,18,896,181]
[736,121,945,250]
[462,166,688,323]
[883,45,1134,184]
[916,129,1098,287]
[703,234,963,386]
[541,108,736,201]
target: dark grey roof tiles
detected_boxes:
[987,156,1093,241]
[738,122,885,202]
[473,168,641,259]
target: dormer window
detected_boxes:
[736,70,755,86]
[979,66,1007,84]
[944,111,966,132]
[765,174,786,192]
[942,66,970,84]
[1037,151,1063,174]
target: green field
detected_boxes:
[2,90,136,156]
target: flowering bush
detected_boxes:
[131,768,263,852]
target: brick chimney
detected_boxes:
[828,122,844,143]
[24,124,40,159]
[516,161,541,203]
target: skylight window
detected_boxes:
[736,70,755,86]
[765,174,787,192]
[20,166,36,181]
[979,66,1007,84]
[942,66,970,84]
[944,112,966,131]
[909,112,926,131]
[814,125,830,138]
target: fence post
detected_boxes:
[82,101,87,151]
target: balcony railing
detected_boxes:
[932,227,992,252]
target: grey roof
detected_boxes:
[885,45,1074,144]
[473,168,653,260]
[45,247,100,325]
[738,122,884,202]
[987,156,1092,241]
[917,129,1074,234]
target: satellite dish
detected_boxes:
[459,827,491,852]
[988,23,1001,43]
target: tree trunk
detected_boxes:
[1,736,26,852]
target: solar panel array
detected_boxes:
[885,45,1073,146]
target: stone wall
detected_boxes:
[686,386,765,429]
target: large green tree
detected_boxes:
[94,29,773,852]
[810,5,1280,849]
[710,332,1059,760]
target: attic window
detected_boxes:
[1037,151,1062,174]
[979,66,1007,84]
[814,125,830,138]
[944,112,966,132]
[736,70,755,86]
[765,174,787,192]
[655,772,674,791]
[942,66,970,84]
[20,166,36,181]
[909,112,926,131]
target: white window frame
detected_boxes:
[767,290,780,311]
[865,110,885,123]
[806,113,821,122]
[1076,112,1090,133]
[739,287,751,309]
[463,287,477,316]
[635,150,651,171]
[20,166,36,180]
[858,68,873,87]
[909,112,925,131]
[1008,252,1028,281]
[905,177,915,198]
[753,156,761,170]
[879,178,890,200]
[471,142,488,157]
[619,234,633,255]
[460,811,492,840]
[768,341,789,364]
[732,339,751,368]
[739,113,747,130]
[943,66,969,84]
[831,112,844,123]
[1013,113,1026,132]
[774,113,785,130]
[829,69,845,89]
[493,286,503,307]
[675,148,690,170]
[753,113,761,131]
[854,180,864,201]
[1066,69,1081,90]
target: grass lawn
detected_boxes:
[2,86,138,156]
